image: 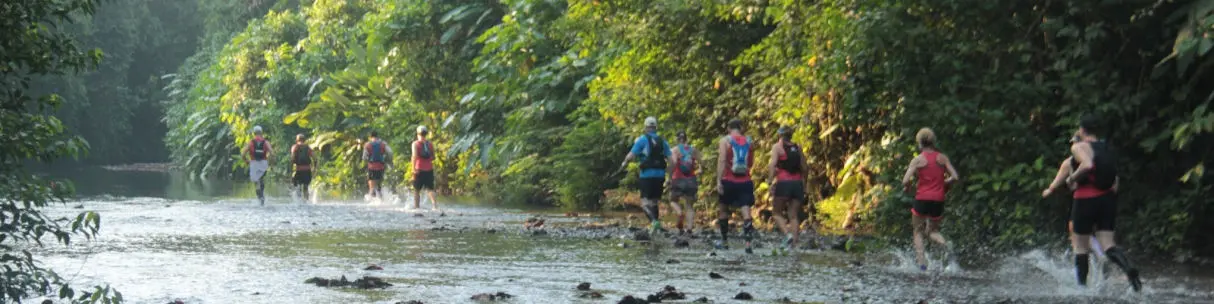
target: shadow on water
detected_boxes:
[22,167,1214,304]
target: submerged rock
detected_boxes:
[734,292,753,300]
[777,297,795,303]
[364,265,383,271]
[486,228,498,234]
[633,231,651,241]
[471,292,513,301]
[395,301,424,304]
[304,275,391,289]
[617,295,647,304]
[576,282,591,290]
[673,238,690,247]
[531,229,548,236]
[579,291,604,299]
[414,213,424,217]
[665,259,680,264]
[693,297,710,303]
[709,272,724,279]
[647,285,685,301]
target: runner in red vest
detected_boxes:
[768,126,808,251]
[901,128,959,271]
[714,118,757,253]
[290,133,315,202]
[412,125,438,210]
[362,131,392,199]
[669,131,700,236]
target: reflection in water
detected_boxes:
[22,167,1214,304]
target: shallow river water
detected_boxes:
[28,168,1214,304]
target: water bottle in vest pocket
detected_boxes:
[729,136,750,175]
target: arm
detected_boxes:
[309,147,316,167]
[768,143,780,182]
[716,138,728,189]
[362,143,370,161]
[411,141,419,164]
[265,142,274,162]
[1043,158,1073,198]
[1066,143,1094,184]
[901,156,922,191]
[666,143,676,177]
[938,153,960,183]
[290,145,297,164]
[618,137,642,171]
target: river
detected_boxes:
[26,167,1214,303]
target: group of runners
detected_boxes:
[243,125,440,210]
[618,115,1142,292]
[242,114,1142,292]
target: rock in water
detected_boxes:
[709,272,724,279]
[576,282,591,290]
[364,264,384,271]
[778,297,795,303]
[649,285,685,301]
[470,292,513,301]
[734,292,753,300]
[352,276,392,289]
[665,259,680,264]
[693,297,710,303]
[579,292,604,299]
[674,238,690,247]
[395,301,425,304]
[41,300,53,304]
[617,295,647,304]
[633,230,651,241]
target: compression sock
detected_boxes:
[677,217,685,232]
[256,181,265,200]
[743,219,756,241]
[642,204,659,222]
[718,220,729,242]
[1075,254,1090,286]
[1105,247,1142,292]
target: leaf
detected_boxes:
[441,25,464,44]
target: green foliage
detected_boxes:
[166,0,1214,257]
[1,0,122,302]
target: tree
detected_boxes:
[1,0,122,302]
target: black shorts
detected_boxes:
[774,180,805,199]
[912,200,944,219]
[367,169,385,181]
[292,170,313,186]
[1071,193,1116,234]
[718,180,755,208]
[413,170,435,190]
[639,177,665,200]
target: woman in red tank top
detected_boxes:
[900,128,960,271]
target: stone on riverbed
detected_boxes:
[646,285,686,302]
[395,301,424,304]
[617,295,647,304]
[304,275,392,289]
[364,264,383,271]
[470,292,513,301]
[734,292,753,300]
[579,291,604,298]
[709,272,724,279]
[577,282,591,290]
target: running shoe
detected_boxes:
[649,221,662,236]
[781,234,795,250]
[744,241,754,254]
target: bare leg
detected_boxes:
[771,198,791,234]
[667,200,683,232]
[912,215,927,267]
[787,201,801,247]
[682,196,695,233]
[427,189,438,210]
[927,219,947,246]
[413,187,422,209]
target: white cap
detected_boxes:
[252,125,263,134]
[417,125,428,134]
[644,117,658,128]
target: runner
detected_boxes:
[669,131,700,236]
[363,131,392,199]
[1048,132,1104,260]
[900,128,959,271]
[768,126,808,251]
[412,125,439,210]
[1042,116,1142,291]
[290,133,315,203]
[617,117,675,235]
[714,119,757,253]
[246,126,273,205]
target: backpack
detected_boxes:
[293,145,311,165]
[251,139,267,160]
[728,136,751,176]
[639,134,667,170]
[368,140,386,163]
[417,140,434,159]
[777,142,803,174]
[1089,141,1118,190]
[1071,141,1117,190]
[676,144,695,176]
